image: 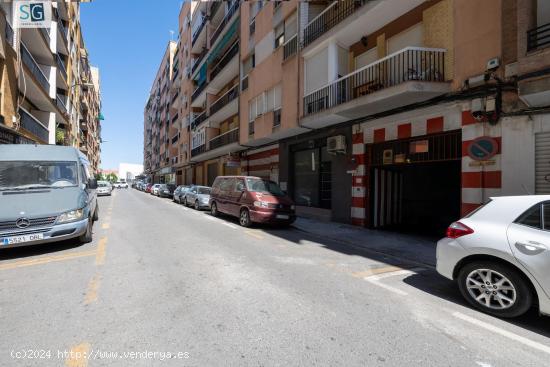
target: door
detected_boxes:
[228,178,246,217]
[535,132,550,194]
[507,201,550,296]
[217,178,234,214]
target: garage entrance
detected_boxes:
[368,130,462,235]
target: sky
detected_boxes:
[80,0,183,171]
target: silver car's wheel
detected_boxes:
[458,261,533,318]
[465,269,516,310]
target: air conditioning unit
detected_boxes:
[327,135,346,154]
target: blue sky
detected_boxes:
[80,0,182,171]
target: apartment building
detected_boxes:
[144,41,177,183]
[0,1,102,173]
[144,0,550,232]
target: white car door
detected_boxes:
[507,201,550,297]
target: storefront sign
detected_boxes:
[225,156,240,168]
[394,154,406,163]
[467,136,498,161]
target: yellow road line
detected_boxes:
[351,265,406,278]
[244,230,264,240]
[95,237,107,265]
[103,216,112,222]
[0,250,97,271]
[84,274,100,305]
[65,342,90,367]
[101,223,110,229]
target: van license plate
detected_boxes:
[276,214,289,219]
[1,233,44,246]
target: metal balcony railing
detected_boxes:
[283,34,298,60]
[5,21,14,48]
[192,14,206,47]
[56,95,68,115]
[527,22,550,51]
[210,41,239,81]
[21,43,50,93]
[241,75,249,91]
[171,91,179,104]
[40,27,50,44]
[191,144,206,157]
[192,48,207,74]
[273,108,281,128]
[58,20,68,44]
[303,0,367,48]
[210,0,240,46]
[56,54,67,80]
[248,121,254,135]
[303,47,446,116]
[209,128,239,150]
[191,110,208,129]
[19,108,49,143]
[191,81,207,102]
[210,85,238,116]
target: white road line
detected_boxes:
[204,215,217,221]
[452,312,550,355]
[365,279,409,296]
[221,222,238,229]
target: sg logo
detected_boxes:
[19,3,45,22]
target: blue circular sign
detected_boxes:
[467,136,498,161]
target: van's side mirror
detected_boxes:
[87,178,98,190]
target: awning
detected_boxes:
[207,18,238,64]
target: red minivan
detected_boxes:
[209,176,296,227]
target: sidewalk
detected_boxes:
[291,217,438,267]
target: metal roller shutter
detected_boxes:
[535,132,550,194]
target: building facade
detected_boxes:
[144,0,550,232]
[0,1,102,173]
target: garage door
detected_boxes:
[535,132,550,194]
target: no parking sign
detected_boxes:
[467,136,499,161]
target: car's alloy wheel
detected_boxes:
[184,198,188,206]
[239,209,251,227]
[79,217,93,244]
[211,202,218,217]
[194,200,199,210]
[458,261,532,318]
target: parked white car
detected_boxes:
[97,181,112,196]
[151,184,161,196]
[437,196,550,318]
[113,181,128,189]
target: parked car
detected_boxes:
[158,184,176,198]
[209,176,295,227]
[113,181,128,189]
[97,181,112,196]
[436,196,550,318]
[184,185,211,210]
[173,185,190,203]
[145,183,153,193]
[0,145,99,249]
[151,184,161,196]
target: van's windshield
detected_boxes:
[246,178,285,197]
[0,161,79,190]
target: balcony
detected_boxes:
[56,94,68,116]
[283,35,298,60]
[191,110,208,130]
[56,53,67,81]
[191,82,207,105]
[301,47,449,128]
[303,0,367,48]
[527,22,550,51]
[191,144,206,157]
[19,108,49,143]
[191,14,206,52]
[208,42,239,93]
[21,43,50,95]
[210,1,240,46]
[5,21,14,49]
[191,48,207,74]
[209,128,239,150]
[171,91,180,109]
[209,85,239,126]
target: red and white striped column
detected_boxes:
[351,126,366,226]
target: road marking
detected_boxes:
[84,274,100,305]
[101,223,110,229]
[95,237,107,265]
[244,230,264,240]
[221,222,238,229]
[365,278,409,296]
[204,215,217,221]
[65,342,90,367]
[362,268,425,296]
[352,265,405,278]
[104,216,111,222]
[0,251,96,271]
[452,312,550,355]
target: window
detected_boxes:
[516,204,542,229]
[235,179,245,192]
[284,12,297,39]
[274,23,284,48]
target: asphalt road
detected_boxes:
[1,188,549,367]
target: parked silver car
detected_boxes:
[0,145,99,248]
[437,196,550,318]
[173,185,190,204]
[97,181,112,196]
[184,185,211,210]
[151,184,161,196]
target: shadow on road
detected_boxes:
[403,271,550,338]
[0,237,87,261]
